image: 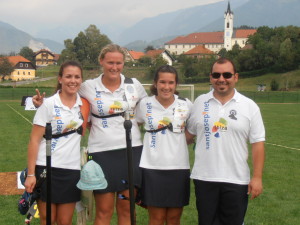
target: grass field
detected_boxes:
[0,100,299,224]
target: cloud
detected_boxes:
[0,0,222,35]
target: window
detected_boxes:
[20,63,23,67]
[227,22,229,28]
[23,71,25,75]
[175,45,177,48]
[183,45,185,48]
[25,64,28,67]
[28,72,31,75]
[18,71,20,75]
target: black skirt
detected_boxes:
[141,168,190,207]
[88,145,142,193]
[35,166,81,204]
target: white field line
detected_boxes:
[7,104,33,125]
[265,142,300,151]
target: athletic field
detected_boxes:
[0,99,299,224]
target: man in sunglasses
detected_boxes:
[186,58,265,225]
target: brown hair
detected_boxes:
[210,57,237,74]
[150,65,179,96]
[98,44,126,62]
[55,60,83,92]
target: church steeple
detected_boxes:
[225,1,233,15]
[224,1,234,50]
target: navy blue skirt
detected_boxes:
[141,168,190,207]
[35,166,81,204]
[88,146,143,193]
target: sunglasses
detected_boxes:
[211,72,234,79]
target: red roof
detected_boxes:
[54,54,60,61]
[166,32,224,44]
[234,29,256,38]
[6,56,30,66]
[184,45,214,55]
[34,49,55,56]
[166,29,257,45]
[128,51,145,60]
[146,49,164,58]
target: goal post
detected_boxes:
[142,84,195,102]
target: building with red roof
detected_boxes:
[0,56,36,81]
[34,49,57,66]
[145,49,174,65]
[183,45,216,59]
[165,2,256,55]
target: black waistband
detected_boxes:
[91,112,124,119]
[43,126,83,139]
[145,124,172,134]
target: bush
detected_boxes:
[270,79,279,91]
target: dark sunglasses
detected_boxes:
[211,72,234,79]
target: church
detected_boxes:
[164,2,256,55]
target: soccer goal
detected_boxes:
[142,84,195,102]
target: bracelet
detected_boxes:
[27,174,35,177]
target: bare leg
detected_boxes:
[94,192,115,225]
[148,206,167,225]
[166,207,183,225]
[37,200,57,225]
[116,189,137,225]
[56,202,76,225]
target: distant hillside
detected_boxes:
[200,0,300,31]
[0,21,64,54]
[124,35,178,52]
[116,0,248,46]
[118,0,300,49]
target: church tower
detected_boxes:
[224,1,234,50]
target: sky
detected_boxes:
[0,0,222,36]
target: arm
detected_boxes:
[24,125,45,193]
[32,89,45,108]
[185,129,196,145]
[248,141,265,199]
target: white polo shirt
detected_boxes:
[34,92,83,170]
[136,95,193,170]
[187,90,265,185]
[79,74,148,153]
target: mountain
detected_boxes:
[0,21,64,55]
[200,0,300,32]
[117,0,248,46]
[120,0,300,51]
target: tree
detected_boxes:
[59,39,78,64]
[147,55,168,79]
[144,45,155,53]
[59,25,111,66]
[138,56,152,66]
[19,47,35,63]
[0,57,14,79]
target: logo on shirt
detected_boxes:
[109,101,123,114]
[158,117,171,134]
[212,118,228,138]
[95,90,108,128]
[229,109,237,120]
[203,101,211,150]
[146,102,157,149]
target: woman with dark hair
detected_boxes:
[136,65,193,225]
[25,61,84,225]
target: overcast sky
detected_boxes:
[0,0,222,36]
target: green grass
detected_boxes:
[0,101,299,224]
